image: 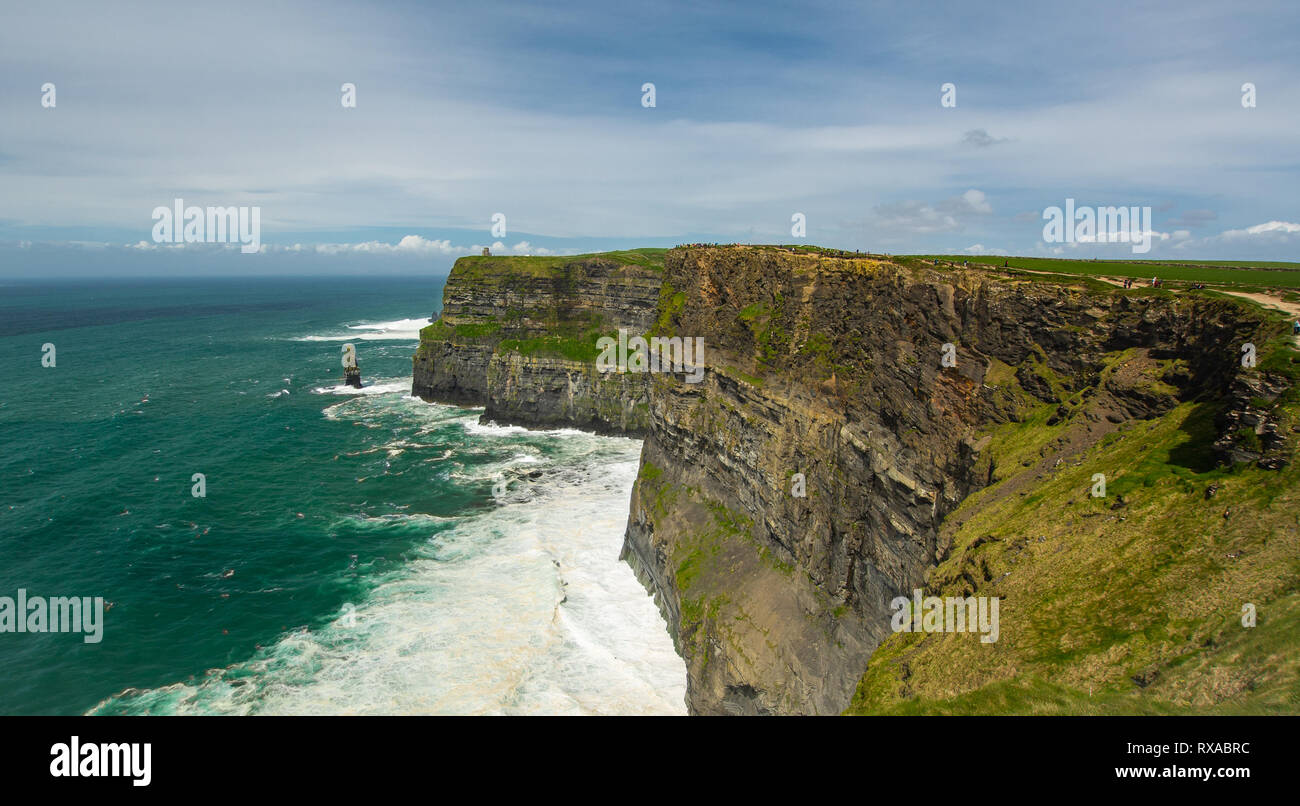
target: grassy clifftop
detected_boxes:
[915,254,1300,290]
[450,248,667,282]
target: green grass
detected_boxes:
[419,319,501,341]
[913,254,1300,288]
[496,334,605,362]
[847,381,1300,714]
[454,247,668,281]
[650,280,687,338]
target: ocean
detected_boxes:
[0,276,686,715]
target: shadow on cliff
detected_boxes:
[1167,402,1225,473]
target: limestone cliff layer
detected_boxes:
[411,251,663,434]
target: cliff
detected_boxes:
[411,249,666,434]
[413,245,1300,715]
[623,246,1298,715]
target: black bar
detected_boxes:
[0,716,1289,793]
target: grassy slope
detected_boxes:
[847,334,1300,715]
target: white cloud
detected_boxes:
[1167,220,1300,253]
[288,236,562,257]
[954,189,992,215]
[40,235,578,258]
[1,3,1297,261]
[1219,220,1300,240]
[313,235,461,256]
[963,243,1007,255]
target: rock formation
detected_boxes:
[412,251,664,434]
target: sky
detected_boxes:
[0,0,1297,276]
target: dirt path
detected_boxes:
[1220,290,1300,319]
[1219,291,1300,346]
[951,261,1131,288]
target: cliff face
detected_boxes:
[413,245,1298,715]
[618,246,1295,715]
[411,251,665,434]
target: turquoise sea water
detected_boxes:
[0,277,685,715]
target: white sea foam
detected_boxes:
[312,379,412,396]
[294,318,428,342]
[462,420,596,441]
[89,424,685,716]
[342,512,458,528]
[462,420,530,437]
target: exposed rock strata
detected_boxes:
[412,253,661,433]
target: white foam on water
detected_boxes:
[462,420,597,441]
[347,318,429,334]
[450,449,550,486]
[294,317,428,342]
[89,423,685,715]
[462,420,530,437]
[342,512,458,528]
[312,378,412,396]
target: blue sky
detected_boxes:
[1,0,1297,275]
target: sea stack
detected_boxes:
[342,343,362,388]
